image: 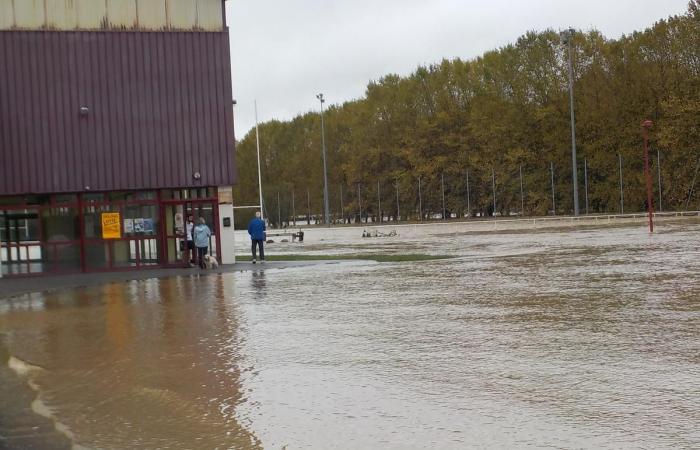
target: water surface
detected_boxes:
[1,222,699,448]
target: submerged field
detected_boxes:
[1,221,699,449]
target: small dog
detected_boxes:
[203,254,219,269]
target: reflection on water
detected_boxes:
[0,276,260,449]
[1,222,699,449]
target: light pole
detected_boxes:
[377,180,382,223]
[466,170,470,218]
[395,180,400,222]
[418,176,423,221]
[584,158,589,215]
[561,28,580,216]
[551,162,556,215]
[619,154,624,214]
[642,120,654,232]
[519,164,524,216]
[254,101,264,220]
[441,172,446,220]
[492,168,497,217]
[316,93,331,227]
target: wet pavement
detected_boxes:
[1,221,699,449]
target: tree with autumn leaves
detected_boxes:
[234,1,700,226]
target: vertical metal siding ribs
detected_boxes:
[0,30,236,195]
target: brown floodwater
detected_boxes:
[1,222,699,449]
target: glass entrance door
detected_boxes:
[163,201,220,266]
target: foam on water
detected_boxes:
[7,356,88,450]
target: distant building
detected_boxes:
[0,0,237,277]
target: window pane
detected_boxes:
[43,207,79,241]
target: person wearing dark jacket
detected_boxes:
[248,211,266,264]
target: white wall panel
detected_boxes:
[107,0,137,29]
[0,0,14,29]
[0,0,224,30]
[13,0,45,29]
[167,0,196,29]
[136,0,166,30]
[45,0,78,29]
[76,0,107,29]
[196,0,222,30]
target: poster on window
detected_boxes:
[143,218,154,234]
[101,212,121,239]
[133,218,145,233]
[123,219,134,234]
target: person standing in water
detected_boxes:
[193,217,212,269]
[248,211,266,264]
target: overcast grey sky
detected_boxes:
[226,0,690,139]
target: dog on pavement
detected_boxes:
[203,254,219,269]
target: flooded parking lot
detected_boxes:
[1,221,699,449]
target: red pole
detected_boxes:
[642,120,654,233]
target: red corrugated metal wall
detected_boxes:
[0,30,236,195]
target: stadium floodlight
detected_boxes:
[561,28,580,216]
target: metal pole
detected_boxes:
[377,180,381,223]
[292,190,296,226]
[277,191,281,228]
[441,172,446,220]
[619,154,624,214]
[584,158,589,215]
[306,188,310,225]
[564,29,580,216]
[340,185,344,224]
[418,177,423,221]
[519,164,524,216]
[642,120,654,232]
[395,180,400,222]
[466,170,470,218]
[254,101,264,220]
[551,162,556,215]
[317,94,330,226]
[657,149,662,212]
[492,168,497,216]
[686,159,700,211]
[357,183,362,223]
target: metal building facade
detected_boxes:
[0,29,235,195]
[0,0,236,277]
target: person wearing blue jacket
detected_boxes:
[248,211,266,264]
[193,217,212,269]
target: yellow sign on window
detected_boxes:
[101,212,122,239]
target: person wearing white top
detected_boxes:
[186,215,195,267]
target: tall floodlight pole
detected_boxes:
[551,162,556,215]
[316,93,330,227]
[562,28,579,216]
[441,172,446,220]
[357,183,362,223]
[306,188,311,224]
[377,180,382,223]
[642,120,655,232]
[418,177,423,221]
[395,180,400,222]
[277,192,281,228]
[466,170,470,218]
[657,149,662,212]
[584,158,589,215]
[340,185,344,223]
[491,168,497,216]
[619,154,624,214]
[292,190,296,226]
[254,101,264,220]
[519,164,525,216]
